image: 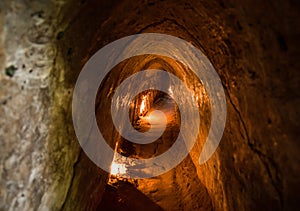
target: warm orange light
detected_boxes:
[148,111,163,122]
[139,95,147,115]
[148,110,167,126]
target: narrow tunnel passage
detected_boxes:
[93,54,213,210]
[52,0,300,210]
[0,0,299,210]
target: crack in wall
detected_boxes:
[223,83,284,209]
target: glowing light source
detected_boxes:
[109,142,127,177]
[148,110,166,125]
[139,95,147,115]
[110,161,127,176]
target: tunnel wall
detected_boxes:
[0,0,115,210]
[84,0,300,210]
[0,1,58,209]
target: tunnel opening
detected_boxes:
[43,0,300,210]
[94,54,213,210]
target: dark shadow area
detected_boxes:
[98,181,163,211]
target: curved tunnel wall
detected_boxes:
[0,0,299,210]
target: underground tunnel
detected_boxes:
[0,0,299,210]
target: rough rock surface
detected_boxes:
[0,1,56,210]
[0,0,110,210]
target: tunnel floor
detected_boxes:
[98,181,163,211]
[98,176,213,211]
